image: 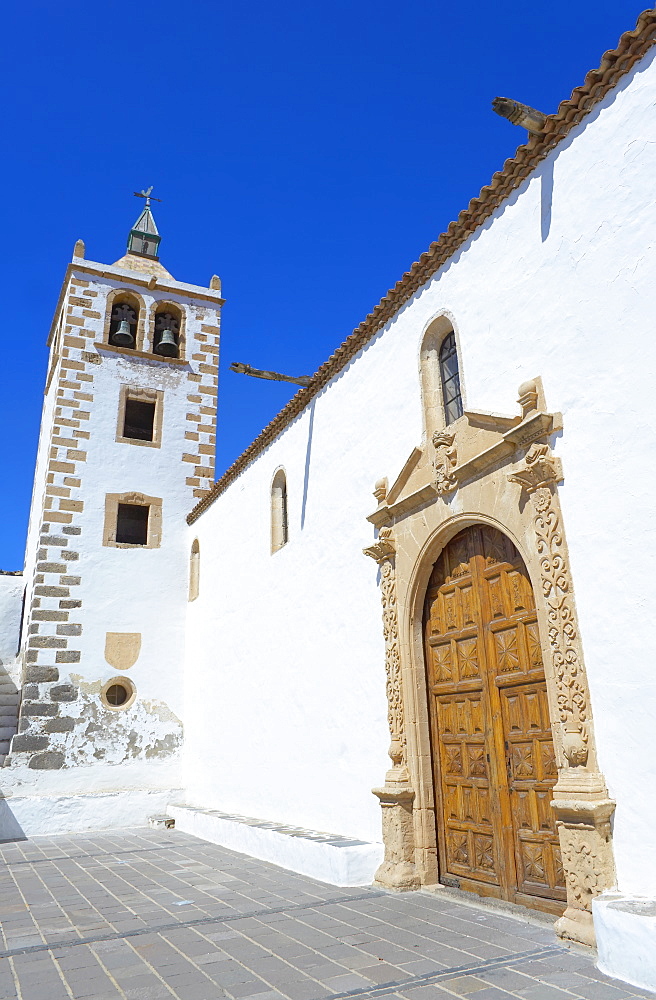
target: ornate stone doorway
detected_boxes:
[364,377,617,946]
[423,524,565,913]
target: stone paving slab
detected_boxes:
[0,829,652,1000]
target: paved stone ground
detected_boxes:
[0,829,652,1000]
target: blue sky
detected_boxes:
[0,0,644,569]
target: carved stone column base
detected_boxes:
[552,791,616,948]
[555,906,596,948]
[374,859,419,891]
[372,776,419,891]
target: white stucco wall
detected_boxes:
[185,45,656,900]
[0,575,22,668]
[70,333,193,748]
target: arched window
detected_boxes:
[271,470,288,553]
[109,299,138,349]
[153,305,181,358]
[421,317,464,436]
[439,331,463,425]
[189,539,200,601]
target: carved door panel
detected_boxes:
[424,525,564,912]
[433,690,499,889]
[424,527,506,896]
[500,682,566,902]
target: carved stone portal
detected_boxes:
[364,377,616,946]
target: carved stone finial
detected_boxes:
[363,526,395,563]
[518,379,539,419]
[373,478,388,505]
[508,442,561,495]
[432,431,458,495]
[388,735,404,767]
[210,274,222,291]
[73,239,85,259]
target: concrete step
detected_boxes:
[0,727,17,741]
[0,697,19,708]
[0,755,6,767]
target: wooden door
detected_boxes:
[423,525,565,913]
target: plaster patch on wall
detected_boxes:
[112,356,188,390]
[9,674,182,769]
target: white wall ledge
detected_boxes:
[593,892,656,994]
[168,803,383,887]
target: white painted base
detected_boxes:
[593,892,656,994]
[0,788,184,840]
[169,803,384,887]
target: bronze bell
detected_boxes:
[155,328,178,357]
[111,319,135,347]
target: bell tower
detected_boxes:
[7,193,223,818]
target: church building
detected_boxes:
[1,7,655,995]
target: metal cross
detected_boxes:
[133,186,162,207]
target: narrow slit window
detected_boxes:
[439,332,463,425]
[189,539,200,601]
[123,398,156,441]
[271,471,288,553]
[116,504,149,546]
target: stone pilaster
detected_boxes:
[509,440,616,946]
[364,525,419,890]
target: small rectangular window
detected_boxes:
[116,504,149,545]
[123,398,156,441]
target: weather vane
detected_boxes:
[133,186,162,208]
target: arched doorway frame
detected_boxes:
[365,379,616,947]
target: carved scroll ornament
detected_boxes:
[363,528,405,763]
[508,443,589,766]
[508,430,615,946]
[432,431,458,495]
